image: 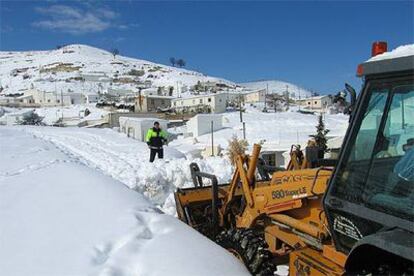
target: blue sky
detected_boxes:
[0,1,413,93]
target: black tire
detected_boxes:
[216,228,276,276]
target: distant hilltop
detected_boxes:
[241,80,312,99]
[0,44,317,97]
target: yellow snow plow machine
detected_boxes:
[174,42,414,275]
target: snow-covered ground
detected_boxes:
[1,108,349,217]
[0,127,249,276]
[170,106,349,155]
[0,107,348,275]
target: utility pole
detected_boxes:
[211,121,214,156]
[239,95,243,122]
[60,88,63,121]
[264,83,268,112]
[286,85,289,110]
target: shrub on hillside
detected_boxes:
[127,69,145,76]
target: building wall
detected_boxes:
[299,96,332,110]
[244,90,266,103]
[172,93,227,113]
[146,97,172,112]
[186,114,223,137]
[85,94,99,103]
[135,96,172,112]
[119,117,168,141]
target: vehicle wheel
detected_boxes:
[216,228,276,276]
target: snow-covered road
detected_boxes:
[0,127,249,276]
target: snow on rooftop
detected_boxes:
[367,44,414,62]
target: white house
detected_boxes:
[81,72,110,82]
[119,117,168,141]
[297,95,333,111]
[172,93,228,114]
[243,89,266,103]
[84,93,99,103]
[186,114,223,137]
[107,87,136,96]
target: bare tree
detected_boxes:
[169,57,176,67]
[176,59,186,68]
[111,48,120,58]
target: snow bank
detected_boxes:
[21,126,232,215]
[170,107,349,153]
[0,127,249,276]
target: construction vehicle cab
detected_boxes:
[324,42,414,274]
[174,42,414,275]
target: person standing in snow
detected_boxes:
[146,121,168,162]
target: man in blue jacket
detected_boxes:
[145,121,168,162]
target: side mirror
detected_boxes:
[344,83,357,115]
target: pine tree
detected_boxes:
[19,112,44,126]
[310,114,330,152]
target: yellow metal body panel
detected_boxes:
[289,248,344,276]
[174,143,347,274]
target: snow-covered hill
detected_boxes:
[0,44,235,96]
[0,44,318,99]
[241,80,313,98]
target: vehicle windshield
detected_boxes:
[332,81,414,220]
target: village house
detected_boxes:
[193,81,220,92]
[119,117,168,141]
[80,72,110,82]
[243,89,266,103]
[107,87,136,97]
[0,89,96,107]
[134,95,173,113]
[296,95,333,111]
[84,92,99,104]
[172,92,228,114]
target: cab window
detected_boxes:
[333,83,414,220]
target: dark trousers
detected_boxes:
[149,148,164,162]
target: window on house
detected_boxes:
[47,99,51,103]
[219,99,222,102]
[308,101,311,105]
[71,99,74,104]
[150,99,155,105]
[57,100,60,103]
[315,101,317,104]
[208,98,211,102]
[199,99,203,104]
